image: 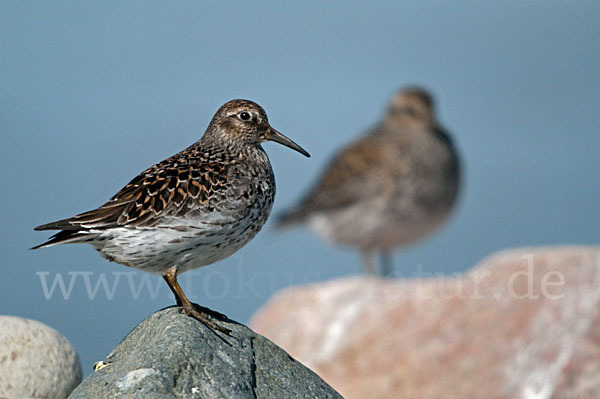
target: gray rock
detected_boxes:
[69,307,343,399]
[0,316,82,399]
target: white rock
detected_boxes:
[0,316,82,399]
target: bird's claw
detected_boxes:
[181,305,231,335]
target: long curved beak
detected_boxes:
[265,127,310,157]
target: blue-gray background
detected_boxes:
[2,1,598,375]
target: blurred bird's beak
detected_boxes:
[265,127,310,157]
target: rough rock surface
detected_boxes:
[68,307,342,399]
[250,246,600,399]
[0,316,82,399]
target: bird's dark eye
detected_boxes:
[404,106,417,117]
[239,111,251,121]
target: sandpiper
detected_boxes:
[33,99,310,332]
[278,88,460,276]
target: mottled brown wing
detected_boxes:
[278,134,389,225]
[34,160,229,232]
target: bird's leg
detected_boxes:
[380,251,394,278]
[163,267,230,334]
[162,273,183,306]
[360,250,378,275]
[161,272,226,318]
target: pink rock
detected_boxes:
[250,247,600,399]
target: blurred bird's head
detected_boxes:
[386,88,436,127]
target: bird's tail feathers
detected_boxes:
[275,207,308,230]
[31,230,95,250]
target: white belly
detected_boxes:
[308,197,452,251]
[91,215,264,275]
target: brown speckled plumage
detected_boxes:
[33,99,309,332]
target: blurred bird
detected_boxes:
[33,99,310,332]
[277,88,460,276]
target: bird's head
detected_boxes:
[206,99,310,157]
[386,88,436,127]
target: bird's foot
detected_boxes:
[193,304,228,321]
[179,304,231,335]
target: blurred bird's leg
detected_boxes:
[162,266,231,334]
[380,251,394,278]
[360,250,378,275]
